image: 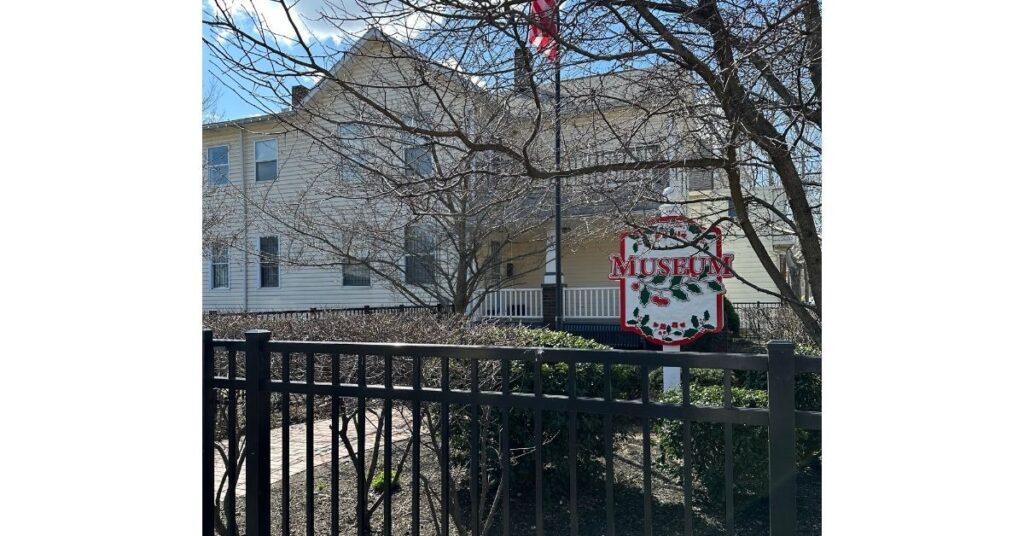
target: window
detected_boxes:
[404,225,437,285]
[338,124,367,182]
[255,139,278,182]
[207,146,229,185]
[404,146,433,178]
[577,144,665,187]
[259,236,280,287]
[688,168,714,190]
[633,144,668,187]
[211,245,229,288]
[343,261,371,287]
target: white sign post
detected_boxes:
[608,189,734,392]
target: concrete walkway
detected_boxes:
[214,406,413,499]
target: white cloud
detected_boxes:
[441,57,487,88]
[206,0,437,48]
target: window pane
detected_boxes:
[208,146,229,166]
[343,263,371,286]
[255,139,277,161]
[689,169,714,190]
[260,237,278,257]
[338,124,361,142]
[211,245,228,264]
[404,146,432,177]
[260,265,279,287]
[259,237,279,287]
[405,255,435,285]
[256,161,277,181]
[209,164,229,185]
[405,224,436,254]
[213,264,229,288]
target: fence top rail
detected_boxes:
[209,336,799,371]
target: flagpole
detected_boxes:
[553,7,564,332]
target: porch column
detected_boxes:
[542,229,566,327]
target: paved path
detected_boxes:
[214,407,413,499]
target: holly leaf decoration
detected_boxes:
[651,275,666,285]
[670,275,683,286]
[641,326,654,336]
[626,320,638,325]
[707,281,723,292]
[641,314,650,326]
[632,242,639,253]
[664,337,673,342]
[633,307,640,318]
[639,287,651,306]
[703,323,715,330]
[683,328,698,338]
[687,224,700,234]
[671,288,689,301]
[691,315,700,327]
[685,283,702,294]
[703,310,711,321]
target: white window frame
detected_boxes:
[254,138,278,182]
[210,245,230,289]
[258,236,281,288]
[206,145,230,186]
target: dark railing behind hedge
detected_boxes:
[729,301,784,310]
[203,330,821,536]
[205,303,455,320]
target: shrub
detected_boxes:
[203,310,532,346]
[654,377,821,510]
[446,326,644,497]
[370,470,400,493]
[723,298,741,334]
[735,304,818,349]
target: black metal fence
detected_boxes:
[203,330,821,536]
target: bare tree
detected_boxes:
[203,0,821,333]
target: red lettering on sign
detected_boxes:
[609,255,636,278]
[639,258,657,277]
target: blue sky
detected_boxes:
[202,0,434,123]
[203,0,630,123]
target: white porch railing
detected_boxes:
[479,287,618,320]
[563,287,620,319]
[480,288,543,319]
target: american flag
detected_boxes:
[528,0,559,61]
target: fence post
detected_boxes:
[245,329,273,536]
[202,329,215,536]
[767,340,797,535]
